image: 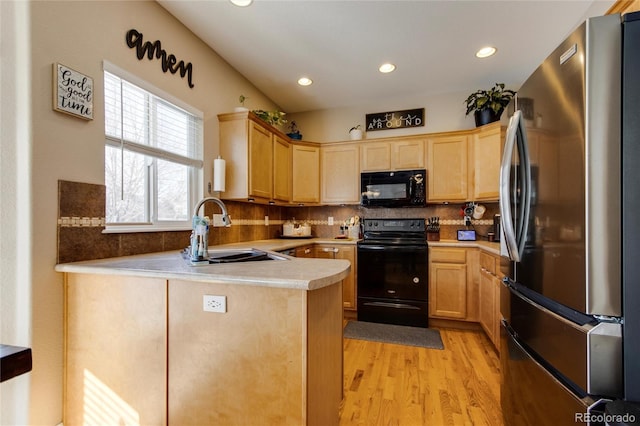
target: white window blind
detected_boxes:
[104,64,203,228]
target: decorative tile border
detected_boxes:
[58,216,106,227]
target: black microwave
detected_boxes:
[361,169,426,207]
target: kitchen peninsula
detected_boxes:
[55,246,350,426]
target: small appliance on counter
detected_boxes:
[281,219,311,238]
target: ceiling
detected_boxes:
[157,0,615,113]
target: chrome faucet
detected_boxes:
[189,197,231,261]
[193,196,231,226]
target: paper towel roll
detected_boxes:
[213,157,226,192]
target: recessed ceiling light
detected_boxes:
[476,46,497,58]
[379,63,396,73]
[230,0,253,6]
[297,77,313,86]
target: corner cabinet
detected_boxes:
[320,143,360,204]
[219,111,291,203]
[292,144,320,204]
[313,244,357,311]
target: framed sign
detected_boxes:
[366,108,424,131]
[53,63,93,120]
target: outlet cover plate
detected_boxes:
[203,295,226,313]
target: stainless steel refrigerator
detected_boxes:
[499,12,640,424]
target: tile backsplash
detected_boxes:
[57,179,498,263]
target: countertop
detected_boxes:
[427,239,502,256]
[55,238,356,291]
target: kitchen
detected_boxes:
[2,1,640,425]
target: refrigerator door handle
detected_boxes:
[500,111,522,261]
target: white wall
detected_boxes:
[288,89,479,143]
[2,1,278,423]
[1,1,33,424]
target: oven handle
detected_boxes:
[357,245,427,252]
[362,301,421,310]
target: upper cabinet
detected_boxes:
[360,138,424,172]
[470,123,502,201]
[427,133,469,202]
[427,123,502,203]
[321,143,360,204]
[292,144,320,204]
[273,134,292,202]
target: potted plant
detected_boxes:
[349,124,363,140]
[234,94,249,112]
[464,83,516,127]
[252,109,287,127]
[286,121,302,140]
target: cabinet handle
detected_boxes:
[304,248,311,254]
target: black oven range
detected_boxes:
[357,218,428,328]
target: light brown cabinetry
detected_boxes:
[292,144,320,203]
[427,134,469,202]
[429,248,468,319]
[295,244,314,258]
[479,251,501,351]
[470,123,502,201]
[219,111,291,203]
[314,244,357,310]
[63,272,343,426]
[360,138,425,172]
[63,274,168,424]
[273,134,292,202]
[427,123,502,203]
[321,144,360,204]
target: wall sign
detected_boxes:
[53,63,93,120]
[365,108,425,131]
[126,29,194,88]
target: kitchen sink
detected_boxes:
[183,248,288,265]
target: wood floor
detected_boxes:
[339,326,503,426]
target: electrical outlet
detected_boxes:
[264,215,269,226]
[203,295,226,313]
[212,214,225,227]
[328,216,334,225]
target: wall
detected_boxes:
[287,90,479,143]
[4,1,278,423]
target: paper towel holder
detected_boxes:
[213,155,226,192]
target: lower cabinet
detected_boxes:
[314,244,357,311]
[428,246,501,352]
[428,248,468,319]
[479,251,502,351]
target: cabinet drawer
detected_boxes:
[480,252,497,274]
[430,248,466,264]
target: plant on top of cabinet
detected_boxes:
[287,121,302,140]
[253,109,287,126]
[464,83,515,127]
[349,125,364,140]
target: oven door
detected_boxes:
[357,244,428,301]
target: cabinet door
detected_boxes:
[429,262,467,319]
[321,144,360,204]
[471,123,501,201]
[313,245,357,311]
[295,245,314,258]
[479,269,496,344]
[392,139,425,170]
[292,145,320,203]
[248,121,273,199]
[361,142,391,171]
[427,134,469,202]
[273,135,291,202]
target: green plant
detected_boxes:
[253,109,287,126]
[239,94,247,106]
[464,83,516,116]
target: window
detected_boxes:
[104,63,203,230]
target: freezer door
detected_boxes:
[501,321,606,425]
[509,286,622,398]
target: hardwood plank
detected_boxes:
[340,326,503,426]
